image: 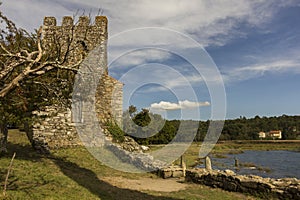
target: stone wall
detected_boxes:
[26,16,123,150]
[96,74,123,127]
[27,106,82,151]
[186,168,300,200]
[158,165,185,179]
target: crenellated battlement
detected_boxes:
[43,15,107,28]
[42,16,108,71]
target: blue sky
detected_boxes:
[2,0,300,120]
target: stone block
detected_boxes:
[172,170,184,178]
[224,181,237,191]
[240,181,258,189]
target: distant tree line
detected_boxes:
[124,106,300,145]
[215,115,299,140]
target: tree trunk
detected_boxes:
[0,120,8,155]
[24,120,50,154]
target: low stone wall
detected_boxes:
[186,168,300,200]
[158,165,185,179]
[106,143,166,172]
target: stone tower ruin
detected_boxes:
[26,16,123,151]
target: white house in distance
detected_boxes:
[258,130,282,139]
[269,130,282,139]
[258,132,266,139]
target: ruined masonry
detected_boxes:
[186,169,300,200]
[26,16,123,151]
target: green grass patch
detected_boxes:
[0,130,257,199]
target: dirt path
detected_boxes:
[102,176,188,192]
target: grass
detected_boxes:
[146,184,255,200]
[238,162,272,173]
[0,130,257,200]
[213,154,228,159]
[213,140,300,152]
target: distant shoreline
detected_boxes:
[217,139,300,144]
[213,140,300,152]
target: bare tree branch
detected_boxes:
[0,24,83,98]
[0,60,25,81]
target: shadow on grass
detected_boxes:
[52,157,177,200]
[1,129,44,161]
[2,137,178,200]
[3,142,44,161]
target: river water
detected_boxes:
[199,150,300,179]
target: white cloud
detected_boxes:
[223,59,300,83]
[112,49,171,67]
[2,0,298,84]
[125,73,204,94]
[115,63,207,95]
[1,0,73,31]
[164,74,203,88]
[2,0,297,47]
[150,100,210,110]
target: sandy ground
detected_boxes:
[102,176,188,192]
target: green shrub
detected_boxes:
[106,122,125,143]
